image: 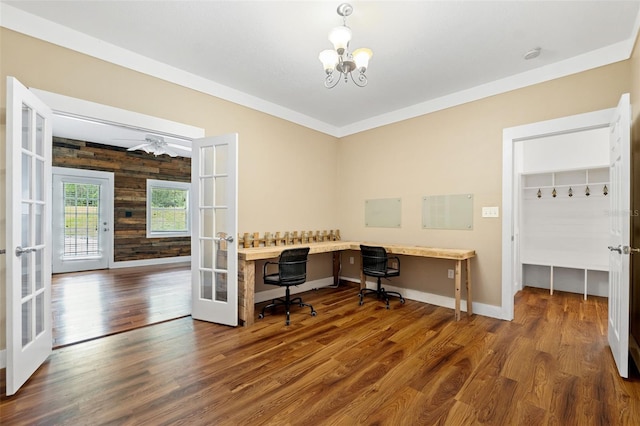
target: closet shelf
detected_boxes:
[523,182,609,190]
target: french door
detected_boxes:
[191,134,238,326]
[51,167,113,273]
[608,93,631,378]
[5,77,53,396]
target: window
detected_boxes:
[147,179,190,238]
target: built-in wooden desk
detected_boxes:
[237,241,476,325]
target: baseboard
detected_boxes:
[0,349,6,369]
[111,256,191,269]
[339,277,503,320]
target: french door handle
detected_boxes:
[628,247,640,254]
[608,245,622,254]
[214,234,234,243]
[15,246,37,257]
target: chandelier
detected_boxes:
[318,3,373,89]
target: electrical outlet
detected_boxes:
[349,256,354,265]
[448,269,454,279]
[482,206,500,218]
[392,261,398,269]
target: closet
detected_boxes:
[517,127,610,299]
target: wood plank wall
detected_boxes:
[53,137,191,262]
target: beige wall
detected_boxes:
[337,61,631,306]
[0,29,339,350]
[0,26,636,352]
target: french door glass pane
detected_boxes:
[35,159,44,202]
[21,104,30,150]
[35,113,44,156]
[215,144,228,175]
[21,253,30,299]
[22,299,32,347]
[201,238,213,269]
[36,292,44,335]
[201,146,214,175]
[36,249,43,291]
[215,272,228,302]
[35,203,44,245]
[201,177,213,207]
[200,270,213,300]
[22,153,31,199]
[215,176,227,206]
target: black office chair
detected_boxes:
[359,245,405,309]
[259,247,317,325]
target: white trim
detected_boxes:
[111,256,191,269]
[146,179,191,238]
[30,89,204,140]
[3,3,638,138]
[0,349,6,369]
[502,108,615,321]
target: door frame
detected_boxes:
[501,107,615,320]
[52,167,115,273]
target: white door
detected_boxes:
[52,168,114,273]
[5,77,53,395]
[608,93,631,378]
[191,134,238,326]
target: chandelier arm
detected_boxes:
[324,72,341,89]
[350,71,368,88]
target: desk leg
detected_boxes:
[333,252,341,286]
[466,258,473,317]
[455,260,462,321]
[238,258,255,326]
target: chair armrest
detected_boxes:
[388,256,400,268]
[263,261,278,276]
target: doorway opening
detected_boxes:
[34,89,204,346]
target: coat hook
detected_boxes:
[585,186,590,197]
[568,187,573,197]
[603,185,608,196]
[537,189,542,198]
[552,188,557,198]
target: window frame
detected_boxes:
[146,179,191,238]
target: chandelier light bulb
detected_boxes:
[352,48,373,71]
[319,49,339,72]
[329,25,352,54]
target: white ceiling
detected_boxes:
[3,1,640,147]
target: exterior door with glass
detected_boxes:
[5,77,53,396]
[52,167,114,273]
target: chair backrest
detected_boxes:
[360,245,388,274]
[278,247,310,285]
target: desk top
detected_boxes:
[238,241,475,261]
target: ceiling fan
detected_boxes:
[125,135,191,157]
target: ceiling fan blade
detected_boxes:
[166,143,191,151]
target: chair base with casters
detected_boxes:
[359,277,405,309]
[258,287,316,326]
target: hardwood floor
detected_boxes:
[52,263,191,347]
[3,285,640,425]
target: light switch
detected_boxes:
[482,206,500,218]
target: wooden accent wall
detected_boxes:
[53,137,191,262]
